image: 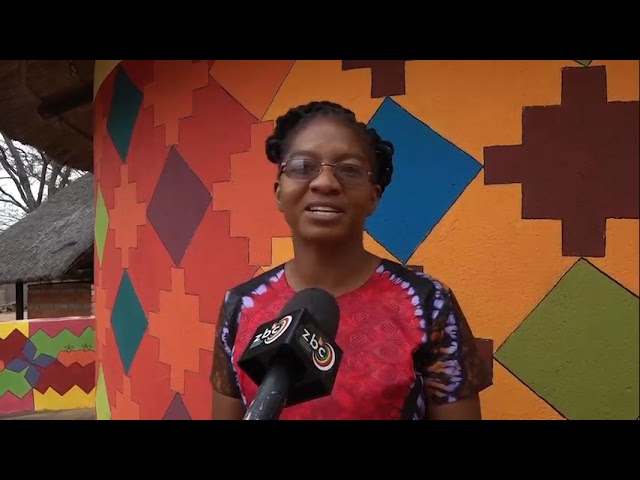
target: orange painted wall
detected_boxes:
[93,60,639,420]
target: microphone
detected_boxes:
[237,287,343,420]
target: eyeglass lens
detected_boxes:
[284,158,368,185]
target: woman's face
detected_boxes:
[274,115,381,246]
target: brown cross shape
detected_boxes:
[484,66,639,257]
[342,60,409,98]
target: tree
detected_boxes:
[0,131,81,231]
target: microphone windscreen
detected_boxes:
[280,288,340,340]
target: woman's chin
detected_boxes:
[296,225,351,247]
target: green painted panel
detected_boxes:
[496,259,639,420]
[29,328,95,358]
[95,185,109,266]
[96,363,111,420]
[0,367,32,398]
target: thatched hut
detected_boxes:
[0,173,94,319]
[0,60,95,172]
[0,60,96,319]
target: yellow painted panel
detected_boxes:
[34,386,96,411]
[0,321,29,340]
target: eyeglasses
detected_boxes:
[280,158,372,186]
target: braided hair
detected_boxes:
[265,100,394,194]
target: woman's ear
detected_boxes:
[366,184,382,217]
[274,180,283,212]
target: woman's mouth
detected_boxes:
[304,204,345,221]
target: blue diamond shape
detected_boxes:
[24,365,41,387]
[32,353,56,368]
[6,357,29,373]
[111,270,148,373]
[365,98,482,262]
[107,67,143,163]
[22,338,37,361]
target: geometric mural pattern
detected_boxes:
[0,318,96,416]
[496,259,639,420]
[93,59,639,420]
[365,97,483,262]
[484,66,639,258]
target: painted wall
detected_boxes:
[93,60,638,420]
[0,316,96,416]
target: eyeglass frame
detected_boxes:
[279,157,374,187]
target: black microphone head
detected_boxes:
[237,285,344,409]
[280,288,341,340]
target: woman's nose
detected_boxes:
[309,164,342,192]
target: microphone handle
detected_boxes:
[243,359,292,420]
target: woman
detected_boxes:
[210,100,491,420]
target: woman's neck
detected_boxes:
[285,235,380,297]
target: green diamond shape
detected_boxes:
[111,271,148,374]
[95,185,109,266]
[574,60,593,67]
[496,259,638,420]
[96,363,111,420]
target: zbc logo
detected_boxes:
[301,328,336,371]
[254,315,292,345]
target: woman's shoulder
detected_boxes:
[223,264,287,304]
[226,264,284,298]
[375,258,452,299]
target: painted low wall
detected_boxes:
[0,316,96,416]
[93,60,638,420]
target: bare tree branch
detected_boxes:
[0,132,37,210]
[0,131,82,231]
[0,147,31,208]
[0,186,28,211]
[36,150,51,204]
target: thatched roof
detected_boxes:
[0,60,94,172]
[0,173,94,284]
